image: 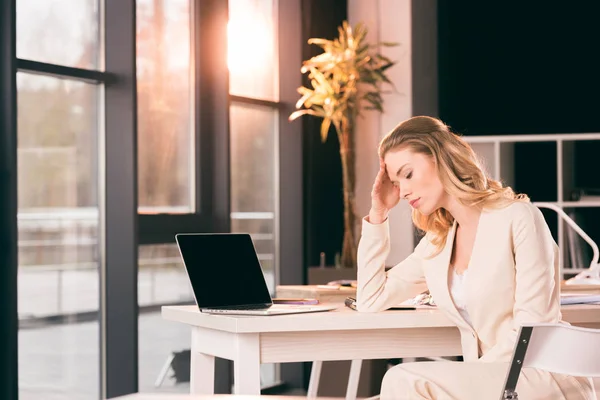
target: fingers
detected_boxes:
[375,159,387,181]
[373,161,392,202]
[373,162,386,192]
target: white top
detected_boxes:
[449,268,473,327]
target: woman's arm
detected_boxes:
[479,203,561,362]
[356,216,429,312]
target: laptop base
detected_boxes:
[200,304,337,316]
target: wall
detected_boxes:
[437,2,600,245]
[349,0,437,263]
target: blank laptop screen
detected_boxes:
[176,233,272,308]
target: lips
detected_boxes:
[409,198,421,208]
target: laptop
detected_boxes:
[175,233,337,316]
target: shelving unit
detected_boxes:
[463,133,600,280]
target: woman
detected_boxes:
[357,116,594,399]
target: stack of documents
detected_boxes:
[560,293,600,305]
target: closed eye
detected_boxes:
[405,171,413,179]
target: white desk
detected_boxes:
[162,304,600,397]
[115,395,340,400]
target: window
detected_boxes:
[230,103,278,293]
[17,0,100,69]
[13,0,129,397]
[228,0,278,101]
[137,0,195,214]
[9,0,298,397]
[138,244,192,392]
[16,73,101,399]
[228,0,280,388]
[136,0,197,393]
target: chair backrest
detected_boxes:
[502,323,600,399]
[523,323,600,376]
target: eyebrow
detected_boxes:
[395,164,409,177]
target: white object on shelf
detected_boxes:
[533,202,600,285]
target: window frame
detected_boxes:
[3,0,304,398]
[138,0,231,246]
[0,0,19,398]
[11,0,140,397]
[140,0,306,391]
[136,0,234,394]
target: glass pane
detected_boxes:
[138,244,192,307]
[17,0,100,69]
[137,0,194,213]
[17,73,100,399]
[228,0,278,101]
[138,244,192,393]
[230,104,277,215]
[230,102,277,291]
[230,103,278,387]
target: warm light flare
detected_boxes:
[227,15,272,74]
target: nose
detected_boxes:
[399,183,411,200]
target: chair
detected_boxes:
[502,323,600,400]
[155,349,190,387]
[533,202,600,285]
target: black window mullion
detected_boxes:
[138,214,212,245]
[0,0,19,398]
[229,94,281,109]
[16,59,113,84]
[277,0,305,390]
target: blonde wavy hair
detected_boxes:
[379,116,529,254]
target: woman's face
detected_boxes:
[383,148,447,215]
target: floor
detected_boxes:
[19,312,192,400]
[17,267,278,399]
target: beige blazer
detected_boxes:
[356,201,562,362]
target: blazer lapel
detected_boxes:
[433,220,458,315]
[433,219,477,333]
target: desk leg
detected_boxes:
[307,361,323,398]
[345,359,363,400]
[233,333,261,395]
[190,351,215,394]
[190,328,215,394]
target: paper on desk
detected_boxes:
[400,291,436,307]
[391,303,436,310]
[560,293,600,305]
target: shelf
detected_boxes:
[563,268,593,273]
[532,201,600,208]
[463,132,600,143]
[462,134,600,280]
[560,201,600,208]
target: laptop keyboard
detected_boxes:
[225,304,270,310]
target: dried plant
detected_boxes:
[290,21,397,268]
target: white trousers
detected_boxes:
[381,361,596,400]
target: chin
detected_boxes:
[417,207,435,216]
[415,201,440,217]
[413,203,431,216]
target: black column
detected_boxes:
[299,0,347,391]
[195,0,232,393]
[103,0,139,397]
[301,0,347,269]
[0,0,19,399]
